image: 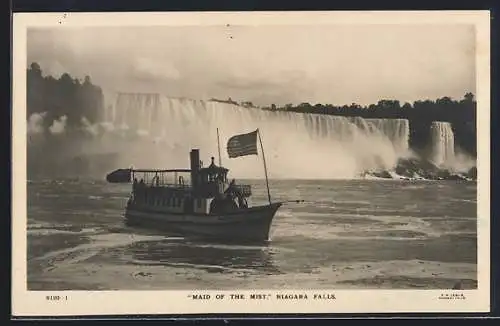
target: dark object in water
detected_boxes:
[106,168,131,183]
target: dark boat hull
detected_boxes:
[124,202,282,243]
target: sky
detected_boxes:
[27,24,476,107]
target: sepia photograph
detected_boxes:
[12,11,490,315]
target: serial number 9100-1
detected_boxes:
[46,295,68,301]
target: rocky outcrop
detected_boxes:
[364,157,476,181]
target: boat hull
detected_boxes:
[124,202,282,243]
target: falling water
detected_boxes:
[429,121,456,168]
[99,93,411,179]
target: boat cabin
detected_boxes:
[125,149,252,215]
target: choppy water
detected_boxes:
[27,179,477,290]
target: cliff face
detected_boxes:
[27,63,109,179]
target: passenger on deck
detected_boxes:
[209,193,238,214]
[237,195,248,209]
[225,194,238,211]
[138,179,145,193]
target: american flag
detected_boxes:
[226,130,259,158]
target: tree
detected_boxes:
[26,62,105,129]
[30,62,42,76]
[402,102,412,110]
[464,92,474,102]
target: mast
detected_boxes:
[257,129,272,204]
[216,128,222,166]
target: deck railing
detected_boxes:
[234,184,252,197]
[133,181,252,197]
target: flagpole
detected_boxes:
[216,128,222,166]
[257,129,272,205]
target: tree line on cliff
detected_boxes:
[27,62,104,131]
[26,62,476,157]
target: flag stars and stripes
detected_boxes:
[226,130,259,158]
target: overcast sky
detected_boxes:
[27,24,476,106]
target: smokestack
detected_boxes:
[190,149,200,189]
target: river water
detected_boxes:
[27,179,477,290]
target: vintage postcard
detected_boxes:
[12,11,490,316]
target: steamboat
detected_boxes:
[106,129,284,243]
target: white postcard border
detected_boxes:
[12,11,491,316]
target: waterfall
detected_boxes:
[429,121,456,168]
[96,93,411,179]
